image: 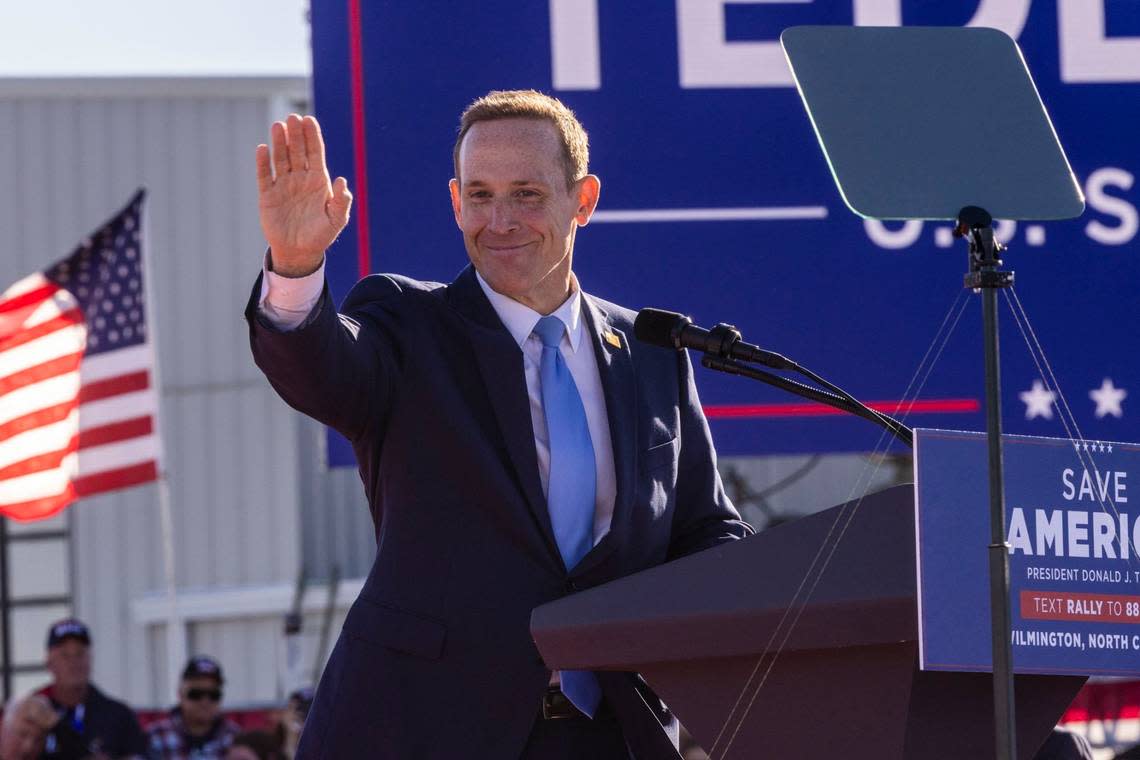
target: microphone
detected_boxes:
[634,308,794,370]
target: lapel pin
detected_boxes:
[604,330,621,349]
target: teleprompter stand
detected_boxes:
[779,26,1085,760]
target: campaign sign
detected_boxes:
[915,428,1140,676]
[312,2,1139,466]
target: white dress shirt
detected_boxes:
[258,259,617,544]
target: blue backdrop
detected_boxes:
[312,1,1138,466]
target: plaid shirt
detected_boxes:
[146,709,241,760]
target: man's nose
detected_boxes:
[487,200,519,234]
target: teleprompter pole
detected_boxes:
[957,206,1016,760]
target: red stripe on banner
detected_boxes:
[73,460,158,498]
[0,283,57,314]
[0,351,82,395]
[77,370,149,403]
[0,401,77,443]
[0,309,83,352]
[703,398,980,419]
[77,416,153,449]
[347,0,373,278]
[0,483,77,522]
[0,438,78,481]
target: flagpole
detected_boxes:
[135,189,187,693]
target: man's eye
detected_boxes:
[468,191,491,200]
[516,190,541,199]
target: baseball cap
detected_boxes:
[46,618,91,649]
[181,655,225,684]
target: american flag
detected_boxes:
[0,190,160,521]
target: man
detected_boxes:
[37,619,146,759]
[146,657,240,760]
[1,695,57,760]
[247,90,752,758]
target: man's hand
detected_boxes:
[256,114,353,277]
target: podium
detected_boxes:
[530,485,1085,759]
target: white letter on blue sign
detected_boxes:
[1008,508,1033,555]
[550,0,601,90]
[1059,1,1140,84]
[1037,509,1064,557]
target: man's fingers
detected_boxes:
[303,116,327,175]
[286,113,308,172]
[270,121,291,175]
[328,176,353,228]
[255,144,273,193]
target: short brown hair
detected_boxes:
[453,90,589,188]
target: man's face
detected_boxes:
[179,676,223,725]
[45,639,91,690]
[449,118,599,314]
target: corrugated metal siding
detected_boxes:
[0,78,375,707]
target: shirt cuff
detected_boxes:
[258,251,325,330]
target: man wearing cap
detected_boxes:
[146,656,240,760]
[37,618,147,759]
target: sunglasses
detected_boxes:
[185,688,222,702]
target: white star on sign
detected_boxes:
[1090,378,1127,419]
[1019,379,1055,420]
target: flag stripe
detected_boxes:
[73,460,158,499]
[80,344,153,382]
[0,417,154,481]
[0,352,83,396]
[0,283,57,314]
[0,310,83,353]
[0,373,80,428]
[0,400,77,443]
[0,323,86,379]
[78,370,149,403]
[0,437,77,480]
[79,416,153,449]
[79,388,158,431]
[0,484,76,522]
[0,414,77,469]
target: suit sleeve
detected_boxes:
[244,272,406,443]
[666,348,754,560]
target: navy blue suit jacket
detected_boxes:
[246,265,752,759]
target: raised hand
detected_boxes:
[256,114,353,277]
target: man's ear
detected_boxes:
[448,179,463,227]
[575,175,601,226]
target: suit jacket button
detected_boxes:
[566,579,580,593]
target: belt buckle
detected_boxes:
[542,688,578,720]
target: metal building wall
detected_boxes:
[0,77,375,708]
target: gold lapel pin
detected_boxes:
[604,330,622,349]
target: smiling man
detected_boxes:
[246,90,752,759]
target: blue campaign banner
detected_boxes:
[312,2,1139,466]
[915,428,1140,677]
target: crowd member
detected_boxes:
[146,657,240,760]
[1032,726,1094,760]
[222,732,283,760]
[249,89,752,758]
[272,688,311,759]
[36,618,146,759]
[0,694,57,759]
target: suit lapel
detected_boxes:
[576,294,638,574]
[445,268,562,566]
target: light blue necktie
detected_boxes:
[533,315,601,718]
